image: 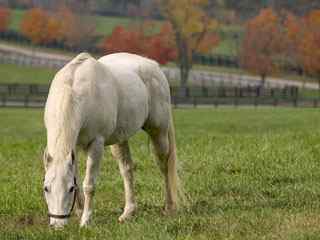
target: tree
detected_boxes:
[57,6,96,49]
[20,8,50,44]
[161,0,219,87]
[0,7,10,33]
[101,25,144,54]
[20,8,63,45]
[100,22,177,65]
[146,22,177,64]
[240,8,283,86]
[283,12,305,74]
[299,10,320,90]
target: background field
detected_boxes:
[1,108,320,239]
[0,64,55,84]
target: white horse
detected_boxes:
[43,52,179,228]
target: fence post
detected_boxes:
[313,99,318,108]
[273,98,278,107]
[24,96,29,107]
[193,98,197,108]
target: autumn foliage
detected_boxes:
[20,8,63,44]
[298,10,320,77]
[161,0,220,86]
[101,22,177,65]
[57,6,96,48]
[20,7,96,48]
[0,7,10,32]
[240,8,284,84]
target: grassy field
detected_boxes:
[0,64,55,84]
[1,108,320,239]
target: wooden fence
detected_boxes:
[1,83,318,108]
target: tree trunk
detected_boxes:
[318,77,320,98]
[179,57,190,88]
[177,40,191,88]
[260,74,266,87]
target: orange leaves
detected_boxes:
[147,23,177,64]
[20,7,95,47]
[57,6,96,48]
[242,8,320,79]
[163,0,218,55]
[241,8,283,78]
[0,7,10,32]
[282,10,320,76]
[299,10,320,76]
[161,0,219,85]
[101,22,177,65]
[20,8,62,44]
[101,25,144,54]
[21,8,49,44]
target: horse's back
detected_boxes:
[99,53,172,131]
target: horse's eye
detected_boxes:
[69,186,75,193]
[44,186,49,193]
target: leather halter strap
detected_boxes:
[47,177,78,219]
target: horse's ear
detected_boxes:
[43,147,53,171]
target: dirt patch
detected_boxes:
[14,214,47,228]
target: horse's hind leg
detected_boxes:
[149,128,178,214]
[80,136,105,227]
[111,141,137,222]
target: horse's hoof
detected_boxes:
[76,209,83,218]
[118,205,137,223]
[80,212,91,227]
[162,204,177,216]
[80,219,90,228]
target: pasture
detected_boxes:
[1,107,320,239]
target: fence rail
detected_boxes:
[0,83,318,108]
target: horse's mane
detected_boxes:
[45,53,91,161]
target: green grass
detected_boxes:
[0,64,55,84]
[1,108,320,239]
[9,9,24,32]
[94,15,132,36]
[212,37,240,56]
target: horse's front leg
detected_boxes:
[80,136,105,227]
[110,142,137,223]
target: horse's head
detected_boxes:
[43,148,77,228]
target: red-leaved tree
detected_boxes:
[300,10,320,82]
[146,23,177,64]
[0,7,10,32]
[101,22,177,65]
[20,8,63,45]
[240,8,284,85]
[21,8,50,44]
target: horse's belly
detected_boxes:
[106,77,149,145]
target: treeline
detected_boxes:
[0,2,319,87]
[3,0,320,21]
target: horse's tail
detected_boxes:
[167,111,179,206]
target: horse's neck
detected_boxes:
[46,92,83,161]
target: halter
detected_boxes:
[46,177,78,219]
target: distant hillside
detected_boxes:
[5,0,320,21]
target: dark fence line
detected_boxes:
[1,83,318,108]
[0,84,299,98]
